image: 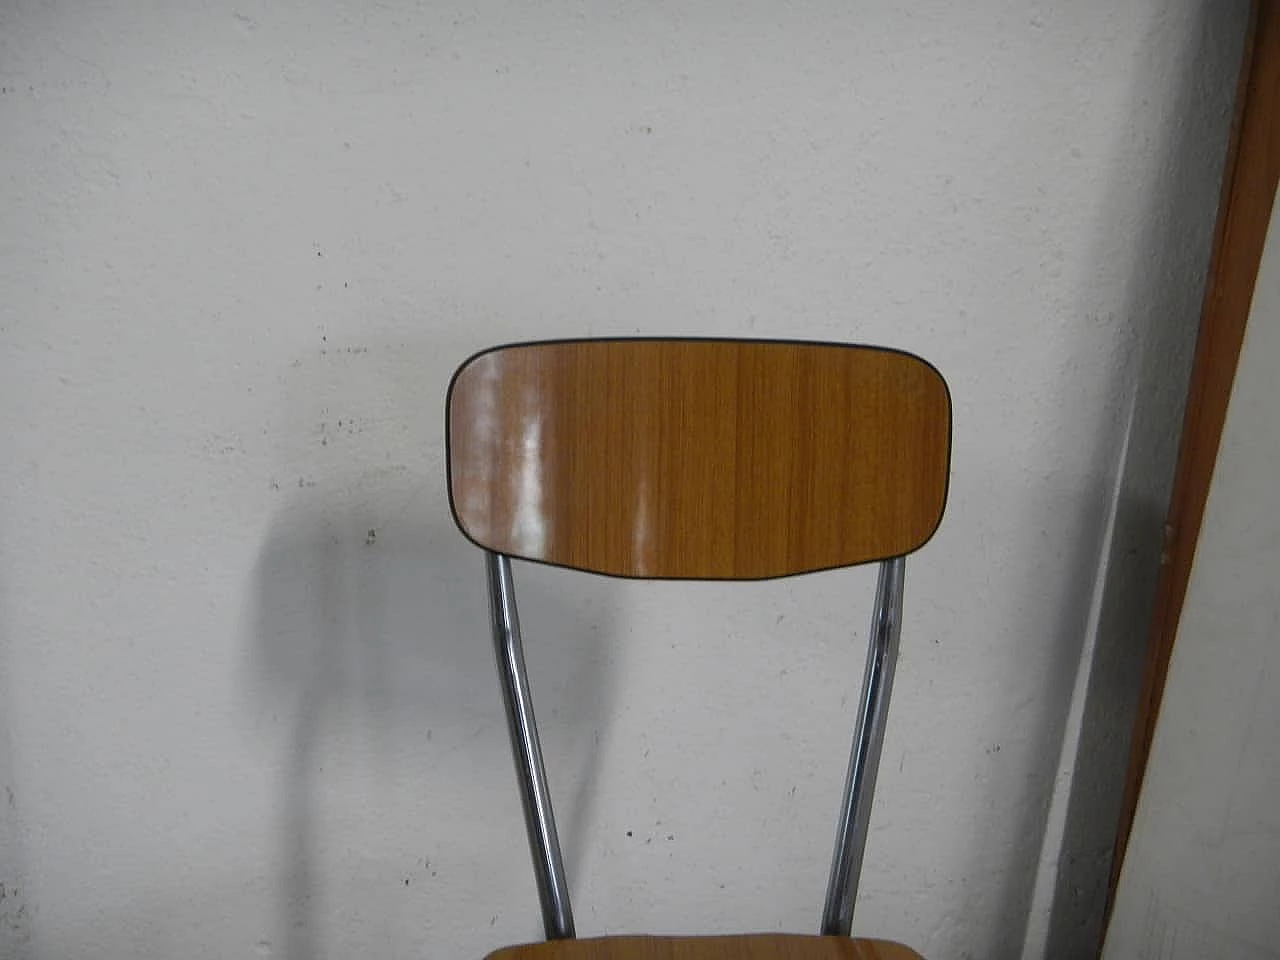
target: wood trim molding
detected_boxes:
[1105,0,1280,927]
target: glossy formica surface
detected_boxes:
[448,339,951,579]
[484,935,925,960]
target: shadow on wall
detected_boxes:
[975,4,1251,958]
[243,334,620,959]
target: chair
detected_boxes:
[446,338,952,960]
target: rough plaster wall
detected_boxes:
[0,2,1246,959]
[1103,194,1280,960]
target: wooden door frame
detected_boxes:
[1104,0,1280,929]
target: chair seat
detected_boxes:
[484,934,924,960]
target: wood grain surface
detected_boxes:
[484,934,924,960]
[448,339,951,579]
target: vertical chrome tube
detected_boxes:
[821,557,906,937]
[485,551,576,940]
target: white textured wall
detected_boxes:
[1104,196,1280,960]
[0,2,1247,958]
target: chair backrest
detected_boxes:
[445,338,952,943]
[447,338,951,579]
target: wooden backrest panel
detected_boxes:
[447,339,951,579]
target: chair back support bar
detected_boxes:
[487,551,576,939]
[485,550,908,938]
[821,556,905,936]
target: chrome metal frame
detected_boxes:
[485,551,575,940]
[485,550,907,941]
[821,556,906,936]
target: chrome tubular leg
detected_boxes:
[486,551,576,940]
[821,556,906,937]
